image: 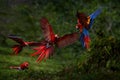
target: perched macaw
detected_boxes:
[8,35,42,55]
[31,17,79,62]
[76,8,102,49]
[10,61,29,70]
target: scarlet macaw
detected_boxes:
[76,8,102,49]
[10,61,29,70]
[31,17,79,62]
[8,35,42,55]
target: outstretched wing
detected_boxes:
[87,8,102,29]
[56,32,79,48]
[40,18,55,42]
[26,42,44,46]
[90,8,102,20]
[8,35,25,45]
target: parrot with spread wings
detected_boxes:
[31,17,79,62]
[8,35,42,55]
[76,8,102,49]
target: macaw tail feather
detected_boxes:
[80,28,90,49]
[12,45,23,55]
[31,45,46,56]
[84,36,90,49]
[36,46,54,63]
[31,50,41,57]
[36,50,46,62]
[44,47,54,59]
[80,34,90,49]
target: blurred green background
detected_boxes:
[0,0,120,80]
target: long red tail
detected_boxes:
[30,45,46,56]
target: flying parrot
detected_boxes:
[31,17,79,62]
[76,8,102,49]
[10,61,29,70]
[8,35,42,55]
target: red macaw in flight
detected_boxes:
[76,8,102,49]
[31,17,79,62]
[10,61,29,70]
[8,35,42,55]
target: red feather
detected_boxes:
[12,45,23,55]
[8,35,42,54]
[84,36,90,49]
[44,46,54,59]
[40,18,56,43]
[31,45,46,56]
[36,49,46,62]
[36,46,54,62]
[76,12,89,29]
[56,32,79,48]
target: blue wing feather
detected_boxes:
[90,8,102,20]
[80,33,84,47]
[88,8,102,29]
